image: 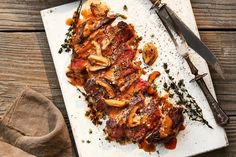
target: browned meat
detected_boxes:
[126,125,148,142]
[146,107,184,143]
[66,2,184,151]
[71,15,117,45]
[106,120,126,141]
[169,108,184,129]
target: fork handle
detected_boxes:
[196,78,229,126]
[185,56,229,126]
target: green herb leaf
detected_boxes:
[165,69,170,74]
[123,5,128,11]
[135,36,143,42]
[116,13,127,19]
[163,63,168,70]
[178,79,184,87]
[168,76,174,80]
[163,82,168,89]
[85,111,90,117]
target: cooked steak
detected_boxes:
[66,2,184,151]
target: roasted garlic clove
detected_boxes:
[103,99,128,107]
[96,79,115,98]
[88,54,110,67]
[142,42,158,65]
[128,106,141,127]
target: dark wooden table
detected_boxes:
[0,0,235,156]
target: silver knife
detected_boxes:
[150,1,225,79]
[156,4,229,126]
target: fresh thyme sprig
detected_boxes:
[59,0,83,53]
[163,63,212,129]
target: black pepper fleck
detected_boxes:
[86,140,91,143]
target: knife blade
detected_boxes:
[159,8,229,126]
[150,1,225,79]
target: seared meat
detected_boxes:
[106,120,126,141]
[146,107,184,143]
[66,2,184,151]
[105,94,183,144]
[126,125,148,142]
[169,108,184,129]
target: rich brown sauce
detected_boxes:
[139,140,156,152]
[108,108,122,119]
[179,124,186,131]
[164,138,177,150]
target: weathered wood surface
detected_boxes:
[191,0,236,29]
[0,0,74,31]
[200,32,236,116]
[0,0,236,30]
[0,0,235,156]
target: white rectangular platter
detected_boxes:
[41,0,228,157]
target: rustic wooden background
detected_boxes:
[0,0,235,156]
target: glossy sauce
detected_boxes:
[179,124,186,131]
[108,108,122,119]
[81,9,92,19]
[164,138,177,150]
[138,140,156,152]
[161,95,173,111]
[65,18,73,26]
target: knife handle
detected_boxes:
[196,78,229,126]
[185,56,229,126]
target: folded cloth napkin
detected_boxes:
[0,87,74,157]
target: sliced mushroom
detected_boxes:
[96,79,115,98]
[128,106,141,127]
[88,54,110,67]
[142,42,158,65]
[103,68,116,82]
[87,65,107,72]
[101,38,111,50]
[92,41,102,55]
[103,99,128,107]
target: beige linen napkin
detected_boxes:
[0,87,74,157]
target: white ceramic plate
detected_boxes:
[41,0,228,157]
